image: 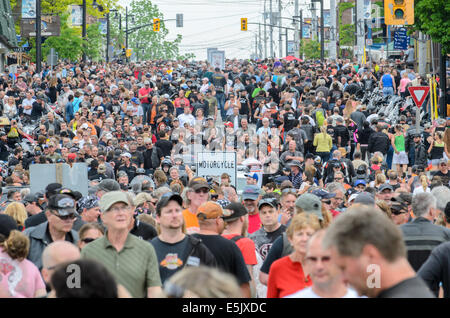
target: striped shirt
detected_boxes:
[81,231,161,298]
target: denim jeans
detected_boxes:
[142,103,150,124]
[215,92,226,119]
[382,87,394,97]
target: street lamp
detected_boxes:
[311,0,324,61]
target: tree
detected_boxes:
[414,0,450,54]
[29,13,83,62]
[300,40,321,60]
[84,22,103,61]
[127,0,188,60]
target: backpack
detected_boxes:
[315,110,325,127]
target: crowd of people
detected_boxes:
[0,55,449,298]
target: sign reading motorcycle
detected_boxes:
[196,152,237,187]
[21,16,61,37]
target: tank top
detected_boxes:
[382,74,393,87]
[430,142,445,159]
[394,134,406,152]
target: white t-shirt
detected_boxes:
[284,286,361,298]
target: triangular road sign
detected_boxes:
[408,86,430,108]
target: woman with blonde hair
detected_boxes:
[4,202,28,231]
[413,173,430,194]
[0,215,46,298]
[343,98,354,119]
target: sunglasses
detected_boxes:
[51,211,76,221]
[282,188,297,194]
[391,210,407,215]
[195,188,209,194]
[81,237,97,244]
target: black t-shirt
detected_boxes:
[155,139,173,157]
[130,219,158,241]
[249,225,286,261]
[150,236,190,284]
[376,276,434,298]
[193,234,251,285]
[433,170,450,187]
[334,125,350,147]
[130,151,144,167]
[211,73,227,92]
[327,126,336,144]
[283,112,297,132]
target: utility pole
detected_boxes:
[125,7,128,63]
[320,0,324,61]
[294,0,299,58]
[356,0,365,63]
[82,0,87,62]
[106,13,110,63]
[300,10,303,59]
[310,3,316,41]
[270,0,273,57]
[36,0,42,73]
[329,0,337,61]
[259,23,262,59]
[278,0,282,57]
[264,0,267,59]
[439,46,447,117]
[418,32,427,76]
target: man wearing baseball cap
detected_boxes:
[244,172,258,185]
[24,194,79,270]
[182,177,211,234]
[241,185,262,234]
[81,191,162,298]
[25,183,63,228]
[150,193,216,284]
[193,201,252,297]
[95,179,121,198]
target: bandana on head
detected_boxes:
[77,195,99,213]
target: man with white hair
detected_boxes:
[400,192,450,271]
[431,186,450,216]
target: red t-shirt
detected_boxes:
[222,234,258,265]
[267,255,312,298]
[248,213,261,234]
[139,87,152,104]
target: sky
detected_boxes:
[118,0,332,61]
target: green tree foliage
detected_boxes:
[29,13,83,62]
[127,0,189,60]
[300,40,321,60]
[84,22,103,61]
[414,0,450,54]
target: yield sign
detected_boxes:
[408,86,430,108]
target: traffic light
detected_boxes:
[176,14,183,27]
[153,18,160,32]
[384,0,414,25]
[241,18,248,31]
[126,49,132,58]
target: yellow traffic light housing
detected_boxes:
[153,18,160,32]
[384,0,414,25]
[241,18,248,31]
